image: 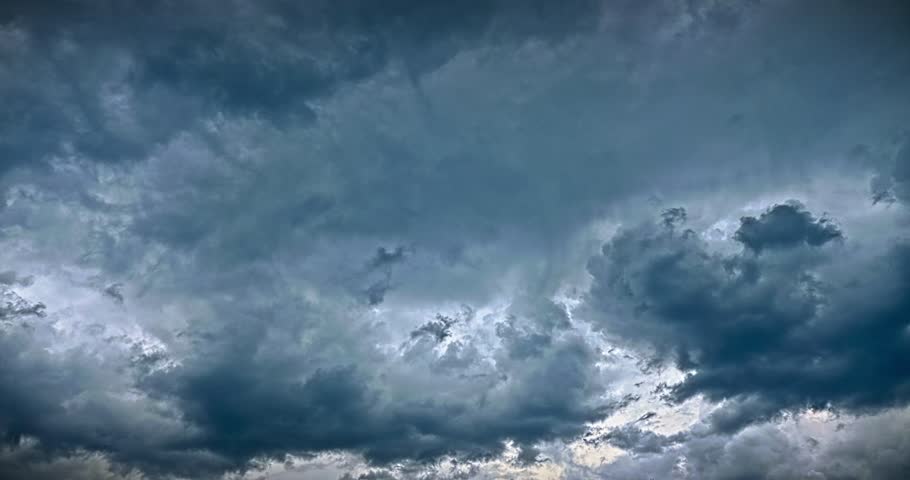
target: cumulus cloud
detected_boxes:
[734,202,843,253]
[585,205,910,431]
[142,298,617,475]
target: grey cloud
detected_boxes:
[495,299,572,361]
[514,444,543,466]
[411,313,458,343]
[5,0,905,251]
[636,411,658,423]
[368,246,409,271]
[585,206,910,430]
[0,288,45,321]
[338,460,482,480]
[0,329,214,477]
[0,280,230,477]
[0,279,43,328]
[340,471,398,480]
[365,279,392,306]
[1,0,909,478]
[0,441,145,480]
[854,133,910,206]
[362,246,409,305]
[99,293,614,476]
[734,202,843,253]
[589,425,686,455]
[0,0,606,176]
[103,283,124,304]
[594,409,910,480]
[660,207,688,230]
[0,270,33,287]
[894,139,910,202]
[706,395,786,435]
[872,175,897,205]
[872,136,910,205]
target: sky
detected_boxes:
[1,1,909,479]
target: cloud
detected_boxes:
[103,283,124,304]
[0,0,607,176]
[585,205,910,430]
[590,425,686,455]
[367,246,409,271]
[361,246,410,305]
[0,270,33,287]
[734,202,843,253]
[0,279,611,478]
[869,136,910,205]
[1,0,909,478]
[0,440,145,480]
[0,292,210,476]
[364,280,392,306]
[593,408,910,480]
[0,286,45,321]
[340,471,399,480]
[134,298,617,475]
[411,313,458,343]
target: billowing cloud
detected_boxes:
[585,205,910,431]
[734,202,843,253]
[1,0,910,479]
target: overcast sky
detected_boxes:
[1,1,910,479]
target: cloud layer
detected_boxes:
[1,1,910,479]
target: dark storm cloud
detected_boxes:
[1,0,909,478]
[131,298,614,475]
[0,299,217,476]
[734,202,843,253]
[0,0,603,175]
[0,266,614,477]
[49,0,613,266]
[585,205,910,430]
[3,0,905,247]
